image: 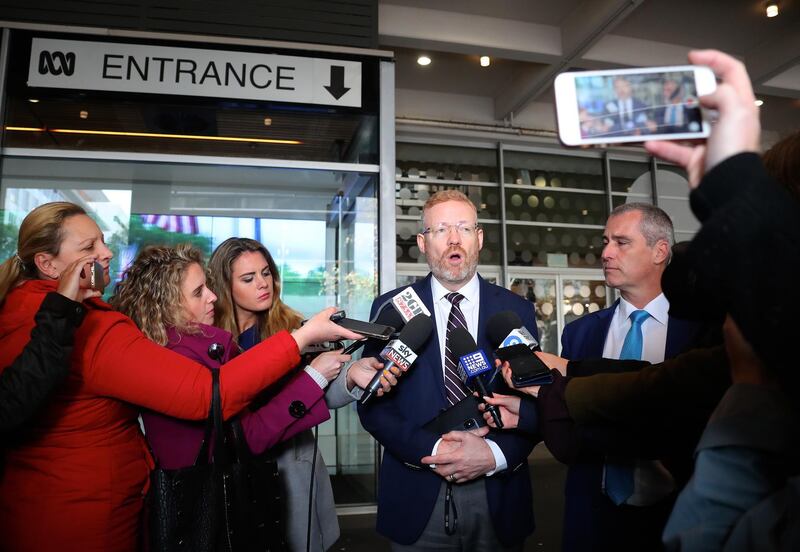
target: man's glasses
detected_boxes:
[421,223,481,239]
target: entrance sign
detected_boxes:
[28,38,362,108]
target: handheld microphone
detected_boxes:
[450,328,504,428]
[486,311,541,352]
[359,314,433,406]
[391,287,432,323]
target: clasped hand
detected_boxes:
[420,426,494,484]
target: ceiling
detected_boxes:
[380,0,800,136]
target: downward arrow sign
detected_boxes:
[324,65,350,100]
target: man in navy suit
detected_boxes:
[601,76,655,137]
[559,202,698,551]
[358,190,538,551]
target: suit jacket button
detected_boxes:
[289,400,307,418]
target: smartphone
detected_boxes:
[80,261,107,293]
[495,344,552,387]
[334,317,395,340]
[554,65,717,146]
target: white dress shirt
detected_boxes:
[602,293,670,364]
[601,292,675,506]
[429,274,507,475]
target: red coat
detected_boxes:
[0,280,300,552]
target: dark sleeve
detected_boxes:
[566,346,729,428]
[0,292,85,433]
[687,153,800,378]
[567,358,648,378]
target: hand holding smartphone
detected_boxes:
[330,310,395,341]
[554,65,716,146]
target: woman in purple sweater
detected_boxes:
[111,243,345,468]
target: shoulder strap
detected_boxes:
[193,368,222,466]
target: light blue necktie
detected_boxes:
[604,309,651,505]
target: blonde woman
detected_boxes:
[208,237,388,552]
[0,202,360,552]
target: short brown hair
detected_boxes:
[763,130,800,202]
[421,189,477,226]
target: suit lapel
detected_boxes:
[584,300,618,358]
[665,316,698,358]
[413,274,447,404]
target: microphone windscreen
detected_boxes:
[485,311,523,348]
[396,314,434,350]
[449,327,478,359]
[374,304,405,331]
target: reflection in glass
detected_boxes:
[509,278,558,354]
[563,278,609,326]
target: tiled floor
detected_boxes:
[333,443,567,551]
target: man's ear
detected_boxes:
[417,232,427,255]
[33,252,59,279]
[653,240,670,265]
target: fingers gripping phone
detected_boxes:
[554,65,717,146]
[495,344,553,387]
[330,310,394,340]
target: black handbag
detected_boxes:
[147,369,286,552]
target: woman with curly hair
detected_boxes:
[0,202,360,552]
[112,243,342,469]
[208,238,388,552]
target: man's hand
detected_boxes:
[346,357,398,396]
[645,50,760,188]
[57,255,101,302]
[420,427,495,483]
[479,392,520,429]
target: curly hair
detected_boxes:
[208,237,302,343]
[110,244,205,346]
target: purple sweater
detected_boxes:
[141,324,329,469]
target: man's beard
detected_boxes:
[427,246,479,285]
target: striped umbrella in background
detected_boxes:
[140,214,200,234]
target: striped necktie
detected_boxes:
[444,292,470,405]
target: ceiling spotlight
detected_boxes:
[480,56,491,67]
[754,99,764,107]
[417,55,432,66]
[765,1,779,17]
[28,98,40,103]
[79,110,89,119]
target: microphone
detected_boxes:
[486,311,540,352]
[449,327,504,429]
[344,306,406,355]
[391,287,432,323]
[359,314,434,406]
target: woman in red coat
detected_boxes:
[0,202,360,552]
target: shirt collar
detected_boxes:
[618,293,669,326]
[431,272,480,306]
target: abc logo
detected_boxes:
[38,51,76,76]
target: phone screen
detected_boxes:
[555,65,716,146]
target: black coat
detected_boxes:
[0,292,85,434]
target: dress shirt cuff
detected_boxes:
[484,438,507,476]
[427,438,444,469]
[303,366,329,390]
